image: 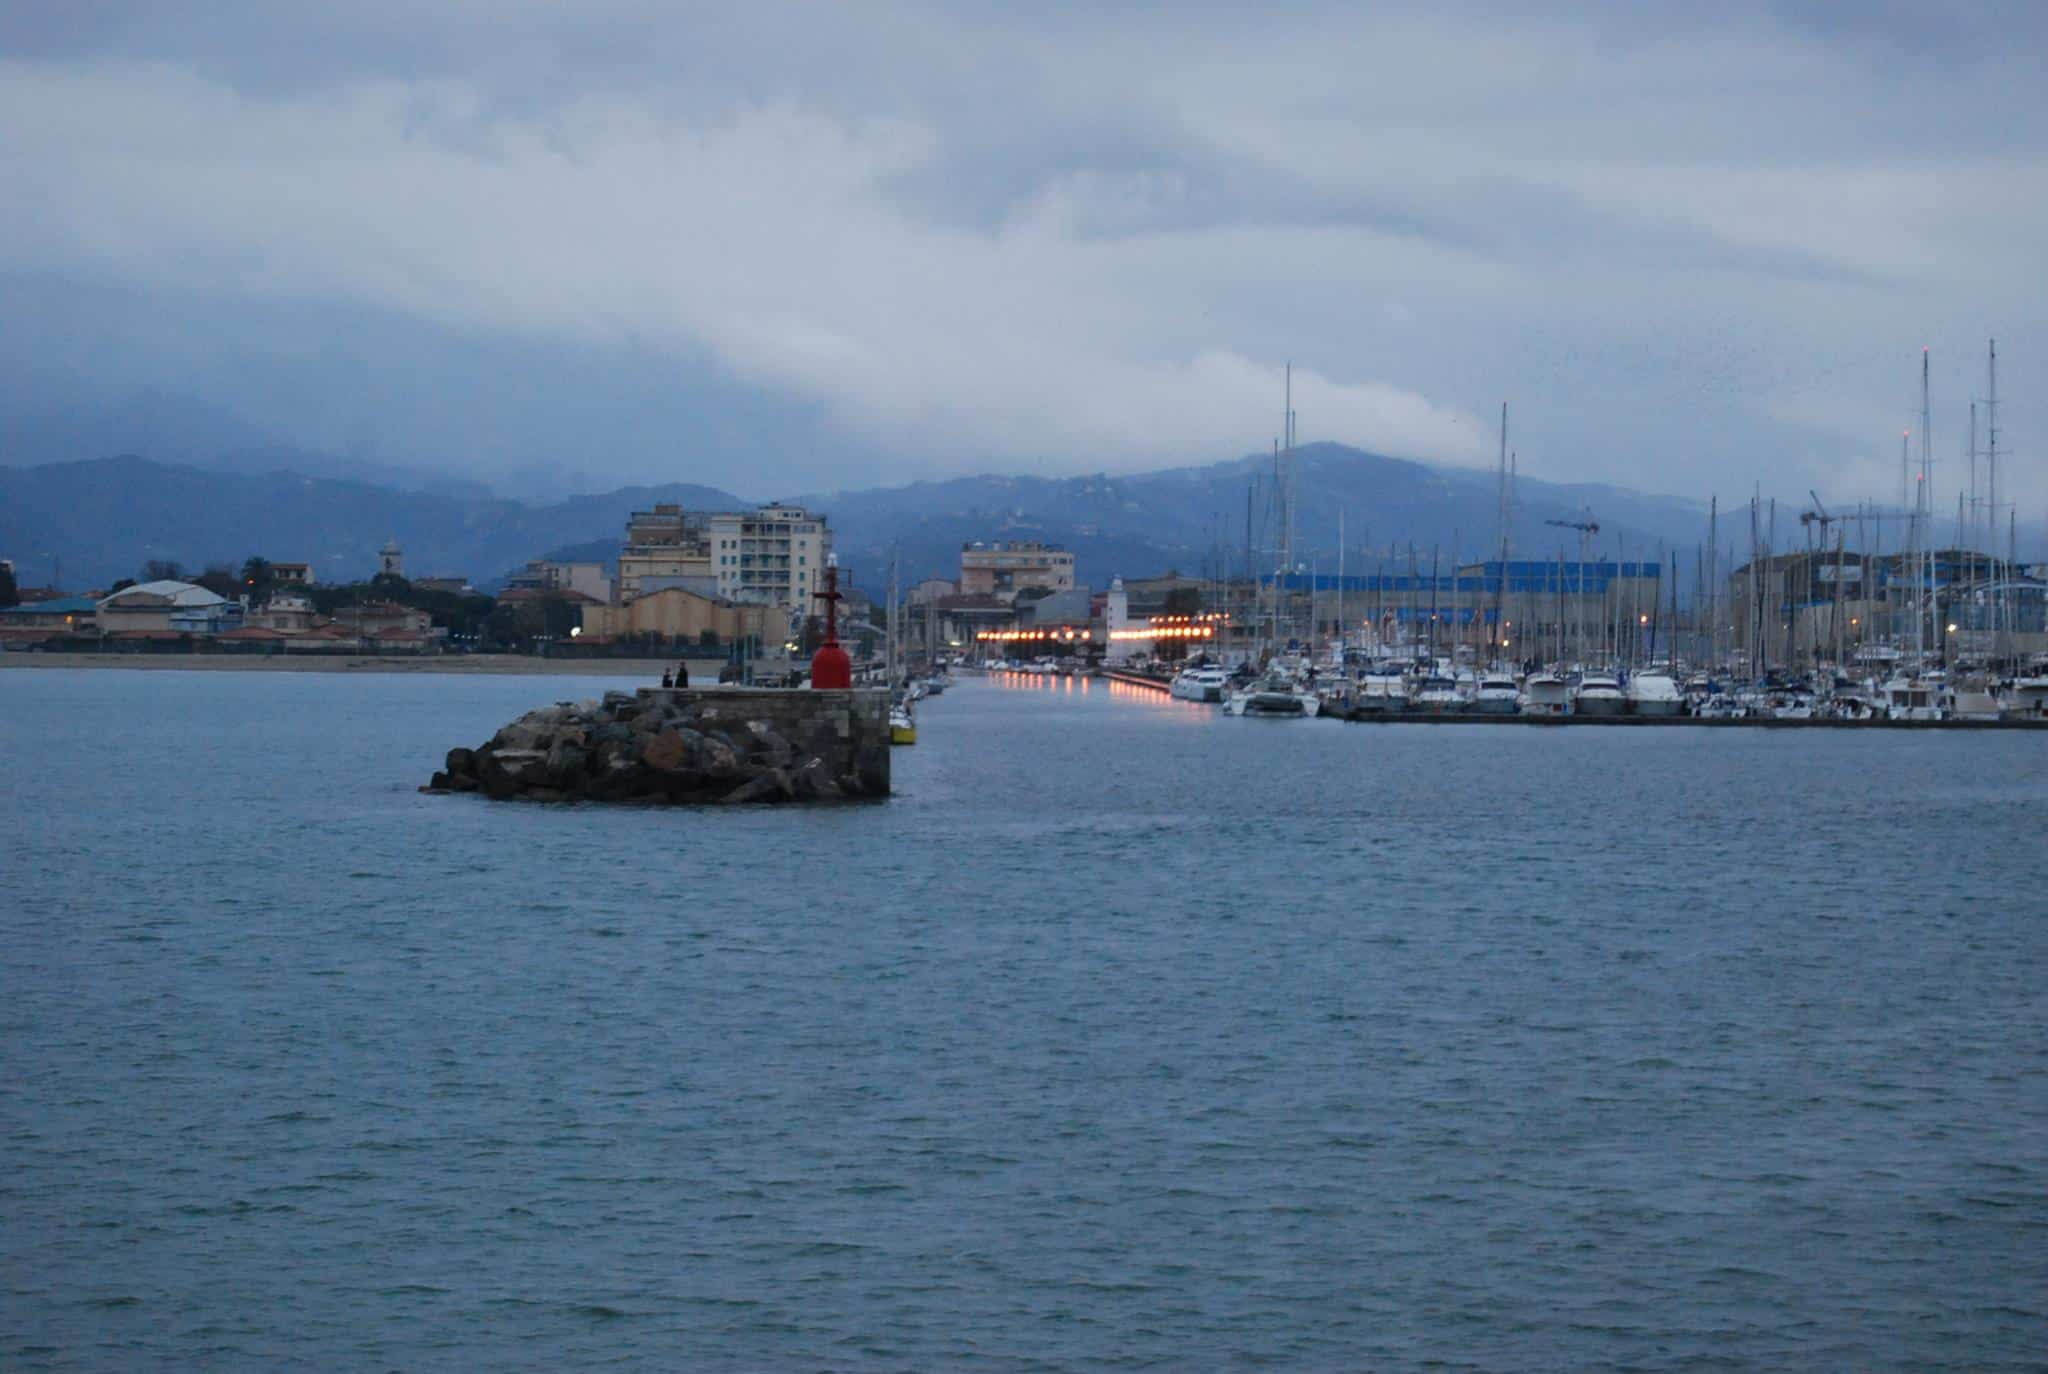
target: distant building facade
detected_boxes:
[617,503,713,602]
[906,577,957,606]
[708,504,831,612]
[96,580,234,635]
[249,594,318,632]
[1728,547,2047,662]
[330,601,439,651]
[505,559,612,604]
[959,541,1076,603]
[0,595,97,645]
[578,585,780,646]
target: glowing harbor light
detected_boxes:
[976,627,1094,642]
[1108,625,1216,641]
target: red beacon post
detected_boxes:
[809,554,852,690]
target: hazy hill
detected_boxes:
[802,443,1710,592]
[0,456,742,590]
[3,444,1716,595]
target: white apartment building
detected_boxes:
[709,504,832,613]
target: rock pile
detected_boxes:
[425,688,889,804]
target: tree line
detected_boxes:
[97,556,742,652]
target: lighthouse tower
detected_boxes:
[379,539,404,579]
[1104,576,1132,664]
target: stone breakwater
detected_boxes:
[425,687,891,804]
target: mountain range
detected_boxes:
[2,445,1722,597]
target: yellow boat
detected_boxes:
[889,707,917,746]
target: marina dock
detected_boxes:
[1336,711,2043,729]
[1087,667,2044,727]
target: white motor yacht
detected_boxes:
[1411,674,1466,713]
[1625,670,1684,717]
[1879,676,1944,722]
[1950,678,2002,722]
[1170,665,1228,703]
[1766,689,1815,720]
[1223,667,1320,717]
[1472,673,1522,715]
[1352,666,1411,715]
[1572,671,1627,717]
[2002,673,2048,721]
[1521,672,1571,716]
[1825,681,1878,720]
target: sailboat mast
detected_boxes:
[1555,544,1565,665]
[1493,403,1511,660]
[1707,494,1718,669]
[1694,543,1704,668]
[886,548,899,684]
[1969,401,1980,605]
[1987,339,2001,661]
[1279,364,1291,645]
[1922,349,1935,664]
[1900,430,1914,659]
[1270,439,1281,655]
[1508,449,1518,657]
[1748,493,1761,680]
[1428,544,1440,663]
[1244,482,1255,665]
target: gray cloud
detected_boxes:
[0,1,2043,513]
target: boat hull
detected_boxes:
[1951,690,2001,722]
[1237,691,1308,716]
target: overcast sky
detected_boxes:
[2,1,2044,517]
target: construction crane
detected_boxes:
[1798,492,1912,667]
[1800,490,1839,535]
[1543,510,1599,664]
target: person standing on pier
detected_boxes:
[675,660,690,688]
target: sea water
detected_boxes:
[3,668,2044,1370]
